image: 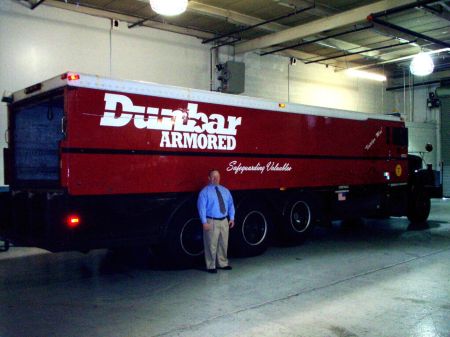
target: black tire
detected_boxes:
[230,200,271,257]
[159,201,204,267]
[280,194,318,243]
[407,190,430,224]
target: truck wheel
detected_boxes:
[160,202,204,267]
[281,194,317,243]
[230,201,271,257]
[407,191,430,224]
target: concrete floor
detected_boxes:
[0,200,449,337]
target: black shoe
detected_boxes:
[207,268,217,274]
[218,266,232,270]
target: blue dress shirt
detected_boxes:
[197,184,235,224]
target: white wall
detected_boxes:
[393,84,441,168]
[226,52,394,114]
[393,84,440,123]
[406,122,439,168]
[0,2,211,91]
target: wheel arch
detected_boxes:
[162,192,198,239]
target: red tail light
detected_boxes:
[66,215,81,228]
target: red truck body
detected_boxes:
[62,82,407,195]
[0,72,425,263]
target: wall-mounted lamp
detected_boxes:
[149,0,188,16]
[410,52,434,76]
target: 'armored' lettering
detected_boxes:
[100,93,242,151]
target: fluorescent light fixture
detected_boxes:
[346,69,386,82]
[410,52,434,76]
[149,0,188,16]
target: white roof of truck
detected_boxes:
[11,72,401,122]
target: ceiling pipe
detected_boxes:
[421,4,450,21]
[213,38,241,49]
[368,17,450,48]
[202,4,315,44]
[234,0,416,54]
[260,24,373,56]
[339,47,450,71]
[128,18,148,29]
[304,40,416,64]
[370,0,441,18]
[387,79,441,90]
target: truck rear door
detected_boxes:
[7,92,65,188]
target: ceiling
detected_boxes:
[23,0,450,89]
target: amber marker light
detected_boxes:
[61,73,80,81]
[279,103,286,108]
[68,74,80,81]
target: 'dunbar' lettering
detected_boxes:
[100,93,242,151]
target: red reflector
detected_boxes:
[61,73,80,81]
[67,215,81,228]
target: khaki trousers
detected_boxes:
[203,218,229,270]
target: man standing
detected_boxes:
[197,169,235,273]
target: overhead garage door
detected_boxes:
[441,96,450,197]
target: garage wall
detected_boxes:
[439,95,450,197]
[238,52,394,114]
[393,85,440,123]
[0,2,395,106]
[393,85,441,168]
[0,1,402,186]
[0,2,211,91]
[406,122,439,168]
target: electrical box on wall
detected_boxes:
[218,61,245,94]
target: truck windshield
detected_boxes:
[392,127,408,147]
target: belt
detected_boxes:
[207,216,227,221]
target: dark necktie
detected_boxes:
[215,186,226,215]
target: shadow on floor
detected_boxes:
[1,214,449,285]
